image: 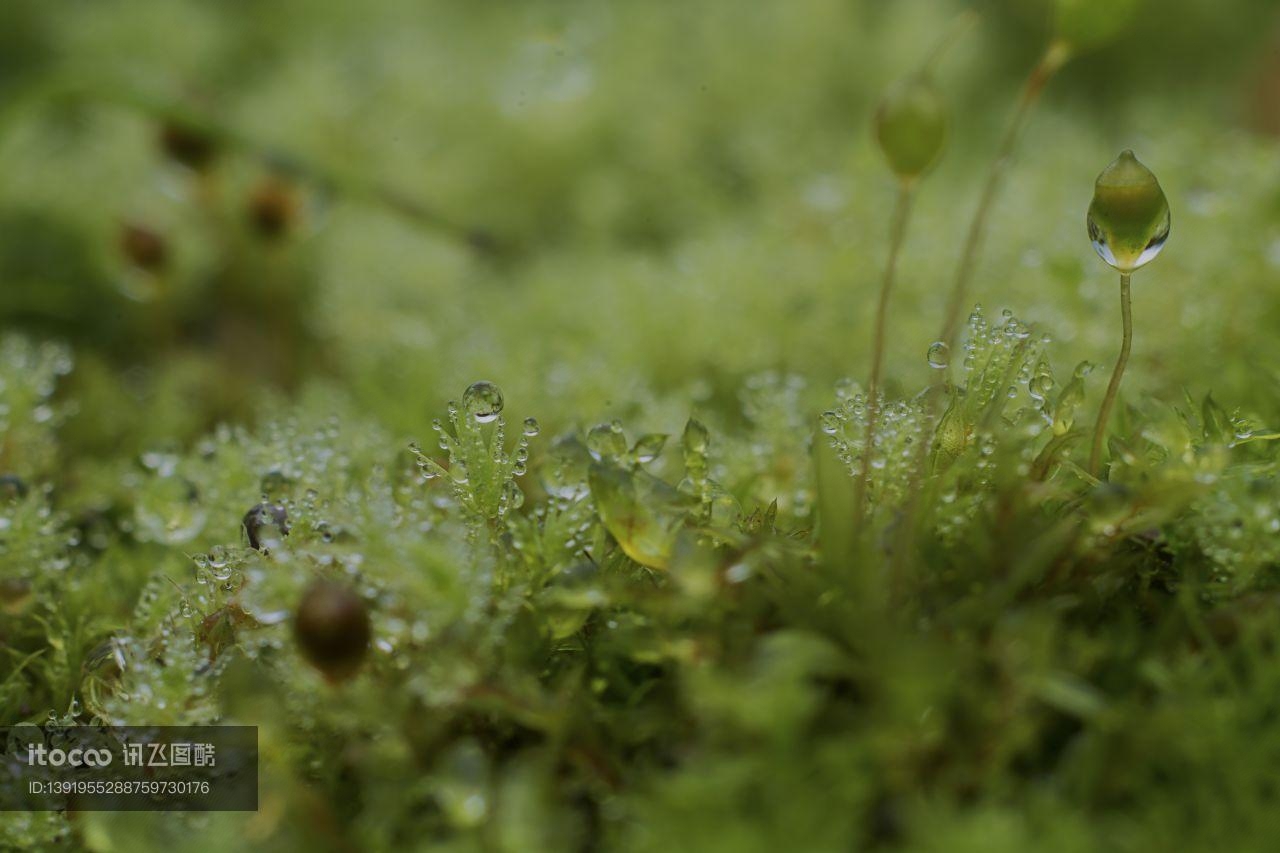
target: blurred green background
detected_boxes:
[2,0,1279,451]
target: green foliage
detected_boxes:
[2,1,1280,850]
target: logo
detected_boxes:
[27,744,113,768]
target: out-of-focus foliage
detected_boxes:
[3,0,1280,850]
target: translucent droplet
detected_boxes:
[820,411,841,435]
[926,341,950,369]
[587,423,627,460]
[522,417,540,437]
[632,433,667,464]
[462,381,504,423]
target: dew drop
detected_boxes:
[462,381,504,423]
[926,341,950,369]
[586,423,627,460]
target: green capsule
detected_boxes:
[1055,0,1140,51]
[874,75,948,181]
[1087,150,1170,274]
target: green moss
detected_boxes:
[1,1,1280,850]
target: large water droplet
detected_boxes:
[462,381,504,423]
[926,341,950,369]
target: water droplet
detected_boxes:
[462,381,504,423]
[926,341,950,369]
[820,411,841,435]
[522,417,540,437]
[243,502,289,551]
[502,480,525,510]
[632,433,667,464]
[587,423,627,460]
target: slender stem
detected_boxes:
[888,39,1071,584]
[854,182,915,534]
[921,10,979,76]
[936,39,1072,353]
[1089,273,1132,477]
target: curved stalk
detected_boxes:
[936,39,1072,352]
[1089,273,1132,477]
[854,183,915,534]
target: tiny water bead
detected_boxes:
[462,381,504,423]
[631,433,668,464]
[243,502,290,551]
[294,580,371,683]
[1087,150,1170,274]
[926,341,950,369]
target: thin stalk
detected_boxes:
[854,183,915,534]
[936,38,1072,352]
[887,39,1071,587]
[1089,273,1132,477]
[921,10,979,76]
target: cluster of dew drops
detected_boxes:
[412,381,540,519]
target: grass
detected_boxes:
[3,0,1280,850]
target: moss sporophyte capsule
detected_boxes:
[874,74,948,182]
[1087,150,1170,274]
[294,580,371,683]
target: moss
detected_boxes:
[2,1,1280,850]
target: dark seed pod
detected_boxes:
[159,121,218,171]
[0,578,34,615]
[0,474,28,501]
[294,580,371,683]
[119,223,169,273]
[247,177,299,240]
[243,502,289,551]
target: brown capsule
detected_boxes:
[243,502,289,551]
[0,474,28,501]
[159,121,218,171]
[0,578,33,615]
[294,580,371,683]
[119,224,169,273]
[247,177,299,240]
